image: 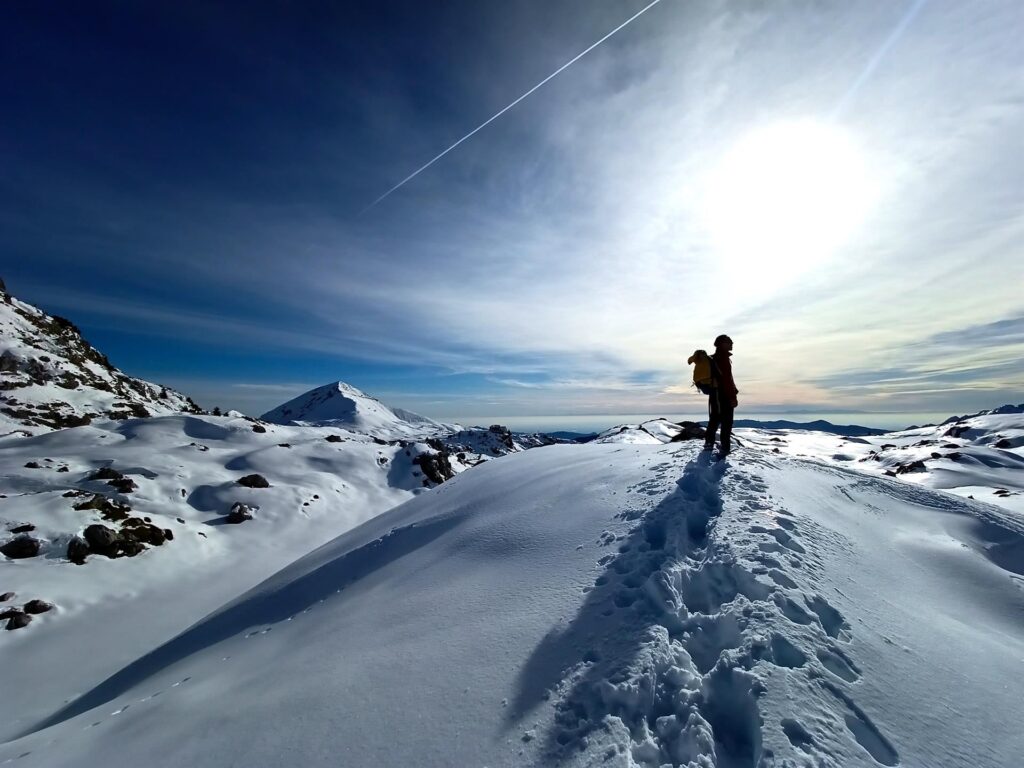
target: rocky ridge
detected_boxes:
[0,281,201,436]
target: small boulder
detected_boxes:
[83,524,121,555]
[119,538,146,557]
[1,535,42,559]
[227,502,255,524]
[4,611,31,630]
[252,424,267,433]
[107,477,138,494]
[896,460,927,475]
[0,591,14,602]
[277,443,292,448]
[121,518,166,546]
[23,599,54,615]
[9,523,35,534]
[24,461,41,469]
[87,467,124,481]
[670,421,707,442]
[73,493,131,521]
[67,536,90,564]
[237,474,270,488]
[993,438,1012,449]
[325,434,343,443]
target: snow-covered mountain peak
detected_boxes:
[260,380,447,436]
[0,284,201,436]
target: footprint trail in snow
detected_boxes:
[539,450,898,767]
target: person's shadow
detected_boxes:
[506,451,727,755]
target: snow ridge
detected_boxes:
[528,451,897,766]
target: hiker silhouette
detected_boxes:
[689,334,738,457]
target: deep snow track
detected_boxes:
[539,450,898,767]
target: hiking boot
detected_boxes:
[702,442,714,452]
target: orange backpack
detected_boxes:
[687,350,717,394]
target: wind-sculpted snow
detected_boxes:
[3,442,1021,767]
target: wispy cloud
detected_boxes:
[8,1,1023,417]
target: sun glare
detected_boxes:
[702,120,876,290]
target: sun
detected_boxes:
[702,119,876,289]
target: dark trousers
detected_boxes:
[706,389,734,451]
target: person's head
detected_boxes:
[714,334,733,352]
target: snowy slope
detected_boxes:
[260,380,451,437]
[590,414,1024,517]
[3,442,1021,767]
[0,412,453,731]
[0,287,201,436]
[749,408,1024,515]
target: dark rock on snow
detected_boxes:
[9,523,35,534]
[1,535,42,559]
[896,460,928,475]
[227,502,255,524]
[413,451,454,486]
[23,599,54,614]
[73,493,131,521]
[670,421,707,442]
[87,467,124,481]
[107,477,138,494]
[83,524,121,555]
[3,611,31,630]
[121,517,167,546]
[237,474,270,488]
[67,536,90,564]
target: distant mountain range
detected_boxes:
[0,281,1017,444]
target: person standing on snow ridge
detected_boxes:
[704,334,739,455]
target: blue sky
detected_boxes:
[2,0,1022,419]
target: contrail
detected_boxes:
[362,0,668,213]
[832,0,929,119]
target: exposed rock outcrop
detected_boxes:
[1,535,41,559]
